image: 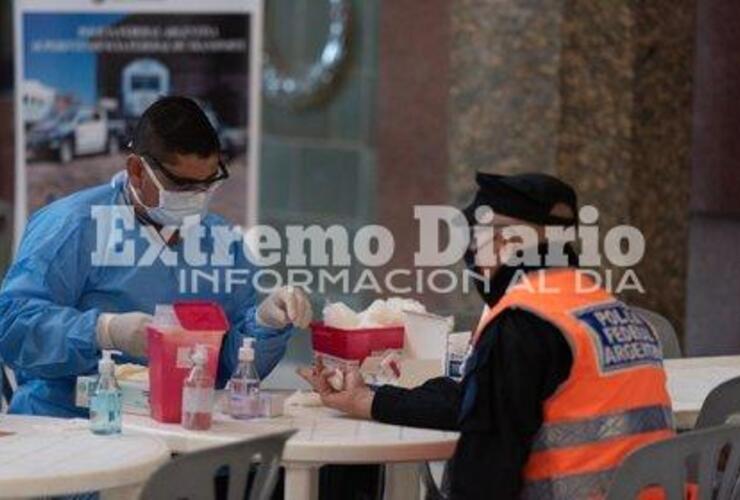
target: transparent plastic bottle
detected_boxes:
[90,350,122,435]
[182,344,215,431]
[229,338,261,419]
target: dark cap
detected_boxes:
[463,172,578,226]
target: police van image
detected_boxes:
[121,58,171,122]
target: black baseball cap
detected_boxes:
[462,172,578,226]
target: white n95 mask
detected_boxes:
[129,157,219,227]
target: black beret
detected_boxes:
[463,172,577,226]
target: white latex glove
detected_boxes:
[96,312,153,358]
[256,286,313,329]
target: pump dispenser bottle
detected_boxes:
[182,344,215,430]
[90,350,123,435]
[228,338,261,419]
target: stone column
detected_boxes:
[558,0,695,336]
[449,0,696,337]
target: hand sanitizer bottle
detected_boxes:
[90,350,122,435]
[182,344,215,431]
[229,338,261,419]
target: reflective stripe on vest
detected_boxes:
[523,468,683,500]
[522,468,615,500]
[531,405,674,452]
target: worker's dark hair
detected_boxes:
[130,96,219,160]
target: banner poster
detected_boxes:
[13,0,263,245]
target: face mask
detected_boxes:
[465,247,493,303]
[129,158,218,227]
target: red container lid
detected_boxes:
[173,301,230,331]
[310,322,404,362]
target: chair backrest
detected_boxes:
[695,376,740,430]
[606,425,740,500]
[632,306,682,359]
[140,430,295,500]
[1,364,14,412]
[420,461,447,500]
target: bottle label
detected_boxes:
[90,391,122,433]
[177,347,194,369]
[183,387,214,413]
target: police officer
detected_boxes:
[300,172,673,500]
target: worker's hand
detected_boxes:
[298,364,374,420]
[96,312,153,359]
[256,286,312,329]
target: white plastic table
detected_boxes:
[665,355,740,429]
[110,355,740,500]
[123,405,459,500]
[0,415,169,499]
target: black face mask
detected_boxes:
[464,246,503,306]
[465,241,580,306]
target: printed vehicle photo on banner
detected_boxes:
[13,0,263,245]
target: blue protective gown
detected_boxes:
[0,173,292,417]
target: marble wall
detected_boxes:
[628,0,695,340]
[448,0,696,337]
[449,0,564,206]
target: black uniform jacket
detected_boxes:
[371,252,576,499]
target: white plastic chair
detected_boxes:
[140,430,295,500]
[606,425,740,499]
[695,376,740,429]
[632,306,682,359]
[0,364,14,412]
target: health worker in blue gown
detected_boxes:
[0,96,312,417]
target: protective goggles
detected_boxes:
[140,153,229,192]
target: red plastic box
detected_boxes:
[148,301,229,423]
[310,322,404,365]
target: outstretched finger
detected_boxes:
[315,356,325,374]
[297,367,324,391]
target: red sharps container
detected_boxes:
[309,322,404,368]
[147,301,229,423]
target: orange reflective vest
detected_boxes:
[472,269,674,500]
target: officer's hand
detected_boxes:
[316,367,374,420]
[256,286,312,329]
[297,356,327,391]
[96,312,153,359]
